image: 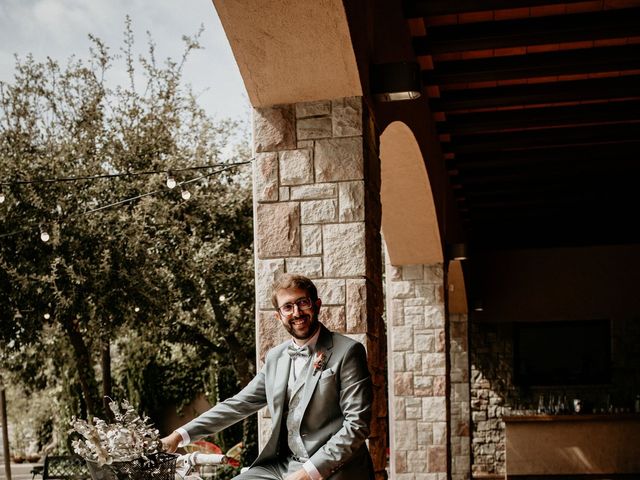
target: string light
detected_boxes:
[0,192,5,203]
[44,313,51,320]
[39,227,50,242]
[134,307,140,313]
[0,160,251,187]
[166,173,177,189]
[0,160,252,240]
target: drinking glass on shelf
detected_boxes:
[573,398,582,413]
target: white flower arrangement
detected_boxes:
[71,399,160,466]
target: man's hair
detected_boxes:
[271,273,318,308]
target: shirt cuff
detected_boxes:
[303,460,322,480]
[175,427,191,447]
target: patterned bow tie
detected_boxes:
[287,344,311,359]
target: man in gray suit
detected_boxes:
[161,273,374,480]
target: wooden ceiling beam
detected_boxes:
[454,161,640,182]
[450,142,640,167]
[413,8,640,54]
[423,44,640,85]
[454,168,635,186]
[403,0,594,18]
[469,218,640,249]
[439,100,640,135]
[442,122,640,153]
[430,75,640,111]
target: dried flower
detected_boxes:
[313,351,327,375]
[70,399,160,466]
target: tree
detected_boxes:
[0,17,255,453]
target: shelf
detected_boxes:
[503,414,640,423]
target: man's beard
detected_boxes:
[284,310,320,340]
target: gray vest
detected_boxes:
[285,357,312,459]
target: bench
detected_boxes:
[41,455,90,480]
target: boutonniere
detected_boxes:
[313,351,327,375]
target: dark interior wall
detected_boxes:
[473,244,640,322]
[468,244,640,476]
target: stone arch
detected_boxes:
[380,121,443,265]
[381,122,450,478]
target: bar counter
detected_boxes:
[504,413,640,478]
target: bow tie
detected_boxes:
[287,344,311,359]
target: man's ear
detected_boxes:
[314,298,322,313]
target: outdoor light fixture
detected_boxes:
[371,62,422,102]
[450,243,468,261]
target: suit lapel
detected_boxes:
[271,348,291,421]
[299,325,333,416]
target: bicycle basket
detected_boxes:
[86,452,177,480]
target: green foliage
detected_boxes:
[0,16,255,456]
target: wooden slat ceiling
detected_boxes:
[404,0,640,249]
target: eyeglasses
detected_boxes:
[277,297,314,316]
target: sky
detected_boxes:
[0,0,250,122]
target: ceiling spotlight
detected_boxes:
[371,62,422,102]
[166,173,177,189]
[181,189,191,200]
[450,243,468,261]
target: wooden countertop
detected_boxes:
[503,413,640,423]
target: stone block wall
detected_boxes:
[387,263,448,480]
[449,313,471,480]
[252,96,388,479]
[469,323,511,477]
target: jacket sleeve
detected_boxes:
[309,342,372,478]
[182,366,268,441]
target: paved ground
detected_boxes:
[0,462,41,480]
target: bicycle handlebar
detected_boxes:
[178,452,228,466]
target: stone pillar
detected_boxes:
[252,96,388,479]
[387,263,448,480]
[449,313,471,480]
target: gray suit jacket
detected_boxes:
[181,323,374,479]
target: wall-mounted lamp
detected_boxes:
[450,243,468,261]
[371,62,422,102]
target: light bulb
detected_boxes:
[166,175,177,189]
[181,189,191,200]
[0,193,5,203]
[134,306,140,313]
[40,231,50,242]
[44,313,50,320]
[219,295,226,302]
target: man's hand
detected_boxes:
[284,468,312,480]
[160,431,183,453]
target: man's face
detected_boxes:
[274,287,321,342]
